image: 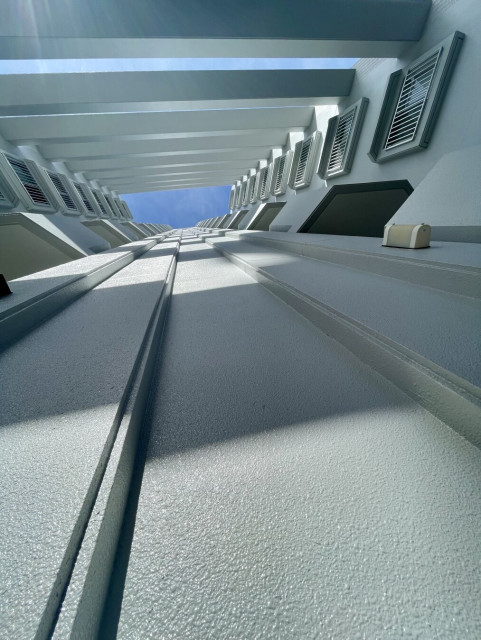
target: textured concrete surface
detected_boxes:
[117,239,481,639]
[0,241,178,640]
[206,235,481,387]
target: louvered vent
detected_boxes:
[105,195,117,216]
[229,187,235,210]
[47,172,77,210]
[248,175,257,204]
[327,109,356,174]
[274,155,286,193]
[240,181,247,206]
[92,191,107,215]
[259,167,270,200]
[7,156,51,206]
[74,183,94,212]
[294,138,313,186]
[384,49,441,150]
[0,185,6,202]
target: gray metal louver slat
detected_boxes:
[0,186,6,202]
[74,183,94,212]
[384,49,441,150]
[93,191,107,215]
[246,177,254,204]
[275,155,286,192]
[8,157,51,206]
[48,172,77,210]
[327,109,356,174]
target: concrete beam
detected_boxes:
[1,107,314,143]
[0,70,354,114]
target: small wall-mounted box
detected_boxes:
[382,224,431,249]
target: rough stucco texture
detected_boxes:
[117,240,481,639]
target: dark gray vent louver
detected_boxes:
[384,49,441,150]
[291,132,322,189]
[271,151,293,196]
[8,157,50,206]
[92,191,107,215]
[327,110,356,173]
[47,172,77,211]
[74,183,94,212]
[247,175,257,204]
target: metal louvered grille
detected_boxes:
[0,185,6,202]
[327,109,356,174]
[385,49,441,150]
[74,183,94,212]
[246,177,255,203]
[240,181,247,205]
[229,187,235,209]
[8,157,51,206]
[259,167,269,199]
[93,191,107,215]
[249,175,258,203]
[274,155,286,192]
[48,172,77,210]
[105,195,117,216]
[294,138,312,186]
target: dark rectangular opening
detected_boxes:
[299,180,413,237]
[248,203,285,231]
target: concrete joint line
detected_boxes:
[205,237,481,450]
[44,243,179,640]
[0,239,159,352]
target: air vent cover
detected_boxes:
[291,131,322,189]
[47,172,78,211]
[92,190,108,216]
[258,166,271,201]
[247,175,257,204]
[384,50,441,150]
[240,180,248,206]
[271,151,293,196]
[8,157,50,207]
[74,183,95,213]
[369,32,464,162]
[319,98,368,179]
[229,186,236,210]
[105,194,118,217]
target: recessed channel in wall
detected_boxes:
[247,203,286,231]
[299,180,413,237]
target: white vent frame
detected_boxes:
[113,197,126,219]
[42,169,84,215]
[239,180,248,207]
[103,192,121,218]
[0,153,58,214]
[369,31,464,163]
[249,174,259,205]
[290,131,323,189]
[73,181,101,217]
[271,151,293,196]
[91,189,112,218]
[319,98,369,179]
[257,164,273,201]
[229,185,236,210]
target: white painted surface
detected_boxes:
[117,240,481,639]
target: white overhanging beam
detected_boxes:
[0,0,431,59]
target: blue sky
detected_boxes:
[0,57,357,228]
